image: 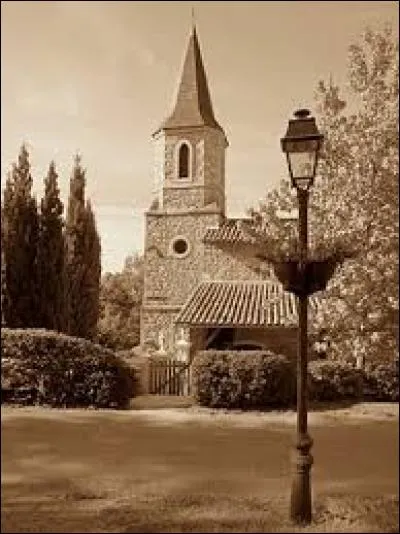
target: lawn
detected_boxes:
[1,403,399,533]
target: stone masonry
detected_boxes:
[140,25,298,359]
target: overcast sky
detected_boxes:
[1,1,398,272]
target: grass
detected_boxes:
[1,404,399,533]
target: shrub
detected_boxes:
[1,328,136,408]
[307,360,363,402]
[362,360,399,401]
[192,350,296,410]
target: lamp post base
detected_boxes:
[290,433,313,525]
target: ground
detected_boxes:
[1,402,399,533]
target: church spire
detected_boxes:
[160,25,224,133]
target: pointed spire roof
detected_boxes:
[159,26,224,133]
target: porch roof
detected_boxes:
[175,281,320,328]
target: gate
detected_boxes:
[148,358,191,395]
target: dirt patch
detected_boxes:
[2,402,397,427]
[2,403,398,532]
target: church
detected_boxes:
[140,26,315,360]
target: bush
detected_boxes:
[1,328,136,409]
[307,360,363,402]
[192,351,399,410]
[362,360,399,401]
[192,350,296,410]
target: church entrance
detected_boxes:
[204,328,265,351]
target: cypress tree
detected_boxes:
[64,155,101,339]
[1,248,6,326]
[37,161,65,331]
[65,154,87,338]
[1,208,7,326]
[2,145,39,327]
[81,200,101,339]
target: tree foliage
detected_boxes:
[36,161,65,331]
[2,148,101,341]
[249,25,399,363]
[1,223,7,326]
[80,200,101,340]
[97,253,144,350]
[64,156,101,340]
[2,144,39,327]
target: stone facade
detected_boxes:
[142,215,253,350]
[140,26,297,359]
[141,218,278,353]
[153,127,227,213]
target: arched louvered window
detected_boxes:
[178,143,190,178]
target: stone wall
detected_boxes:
[143,211,221,306]
[204,243,263,281]
[140,306,181,350]
[162,185,224,212]
[152,127,227,212]
[141,211,277,351]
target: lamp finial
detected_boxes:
[294,109,310,119]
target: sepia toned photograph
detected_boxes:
[1,1,398,532]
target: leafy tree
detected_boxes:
[1,144,39,327]
[36,161,65,331]
[249,25,398,363]
[97,253,144,350]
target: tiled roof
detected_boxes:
[203,219,256,245]
[175,281,320,327]
[160,27,224,133]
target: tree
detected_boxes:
[2,144,39,327]
[249,25,399,363]
[36,161,65,331]
[97,253,144,350]
[64,156,101,340]
[65,155,88,338]
[1,212,7,326]
[80,200,101,340]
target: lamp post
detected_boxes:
[280,109,324,524]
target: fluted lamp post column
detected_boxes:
[280,109,324,524]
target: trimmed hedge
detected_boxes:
[192,350,296,409]
[1,328,136,409]
[307,360,363,402]
[192,350,398,410]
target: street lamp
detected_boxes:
[281,108,324,524]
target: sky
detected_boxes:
[1,1,398,272]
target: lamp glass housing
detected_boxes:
[281,110,323,191]
[285,139,320,190]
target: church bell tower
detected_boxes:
[152,25,228,214]
[141,25,228,350]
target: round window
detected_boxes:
[173,238,188,255]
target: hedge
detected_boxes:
[307,360,363,402]
[1,328,136,409]
[192,350,398,410]
[192,350,296,409]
